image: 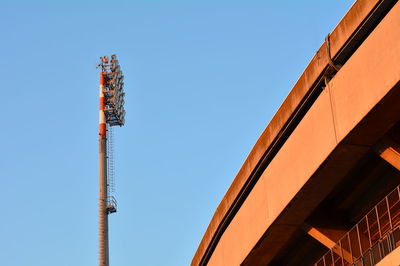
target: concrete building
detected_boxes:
[192,0,400,265]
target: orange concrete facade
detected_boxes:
[193,0,400,265]
[377,247,400,266]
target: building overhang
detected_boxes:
[192,0,400,265]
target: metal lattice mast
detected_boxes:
[98,55,125,266]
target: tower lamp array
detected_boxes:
[97,54,125,266]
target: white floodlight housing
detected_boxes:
[115,65,120,73]
[111,61,117,71]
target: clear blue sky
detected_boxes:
[1,1,353,265]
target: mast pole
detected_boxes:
[99,72,109,266]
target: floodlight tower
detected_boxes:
[97,54,125,266]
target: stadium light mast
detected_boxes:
[97,55,126,266]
